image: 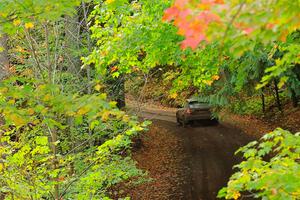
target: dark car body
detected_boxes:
[176,99,213,126]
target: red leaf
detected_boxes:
[111,66,118,72]
[174,0,189,8]
[162,7,180,21]
[243,27,254,35]
[164,0,222,50]
[180,34,206,50]
[266,23,275,29]
[197,11,220,23]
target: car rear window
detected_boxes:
[188,101,209,108]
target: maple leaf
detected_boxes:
[176,18,192,36]
[111,66,118,72]
[180,34,206,50]
[174,0,189,8]
[212,75,220,80]
[202,0,224,4]
[197,11,220,24]
[235,22,254,35]
[178,8,191,19]
[243,27,254,35]
[189,19,205,34]
[266,23,275,29]
[164,0,222,50]
[162,7,180,22]
[214,0,224,3]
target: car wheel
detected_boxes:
[182,120,187,128]
[190,120,194,127]
[176,117,182,126]
[211,118,219,125]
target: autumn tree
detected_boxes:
[0,1,150,199]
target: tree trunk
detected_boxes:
[261,88,266,113]
[291,88,298,107]
[106,72,126,109]
[82,2,93,94]
[64,15,81,73]
[0,30,9,80]
[273,79,282,111]
[290,64,300,107]
[115,75,126,109]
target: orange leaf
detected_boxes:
[27,108,35,115]
[212,75,220,80]
[111,66,118,72]
[203,80,213,86]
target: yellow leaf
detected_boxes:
[77,107,90,116]
[0,12,8,18]
[280,30,289,42]
[38,84,46,90]
[25,22,34,29]
[203,80,213,86]
[197,3,211,10]
[66,111,76,117]
[169,93,178,99]
[101,110,110,121]
[0,87,8,94]
[10,114,26,126]
[233,191,241,200]
[132,2,141,10]
[122,115,130,122]
[15,46,26,53]
[106,0,115,4]
[43,94,51,101]
[45,5,52,12]
[27,108,35,115]
[13,19,21,26]
[21,69,33,76]
[109,101,117,107]
[94,84,102,91]
[101,51,108,56]
[8,99,15,105]
[212,75,220,80]
[41,108,48,115]
[33,119,40,124]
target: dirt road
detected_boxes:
[135,109,255,200]
[159,120,253,200]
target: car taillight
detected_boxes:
[186,109,192,114]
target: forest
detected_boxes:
[0,0,299,199]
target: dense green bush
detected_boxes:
[218,128,300,199]
[228,90,289,116]
[0,77,149,199]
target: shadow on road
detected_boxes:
[188,119,219,128]
[154,120,255,200]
